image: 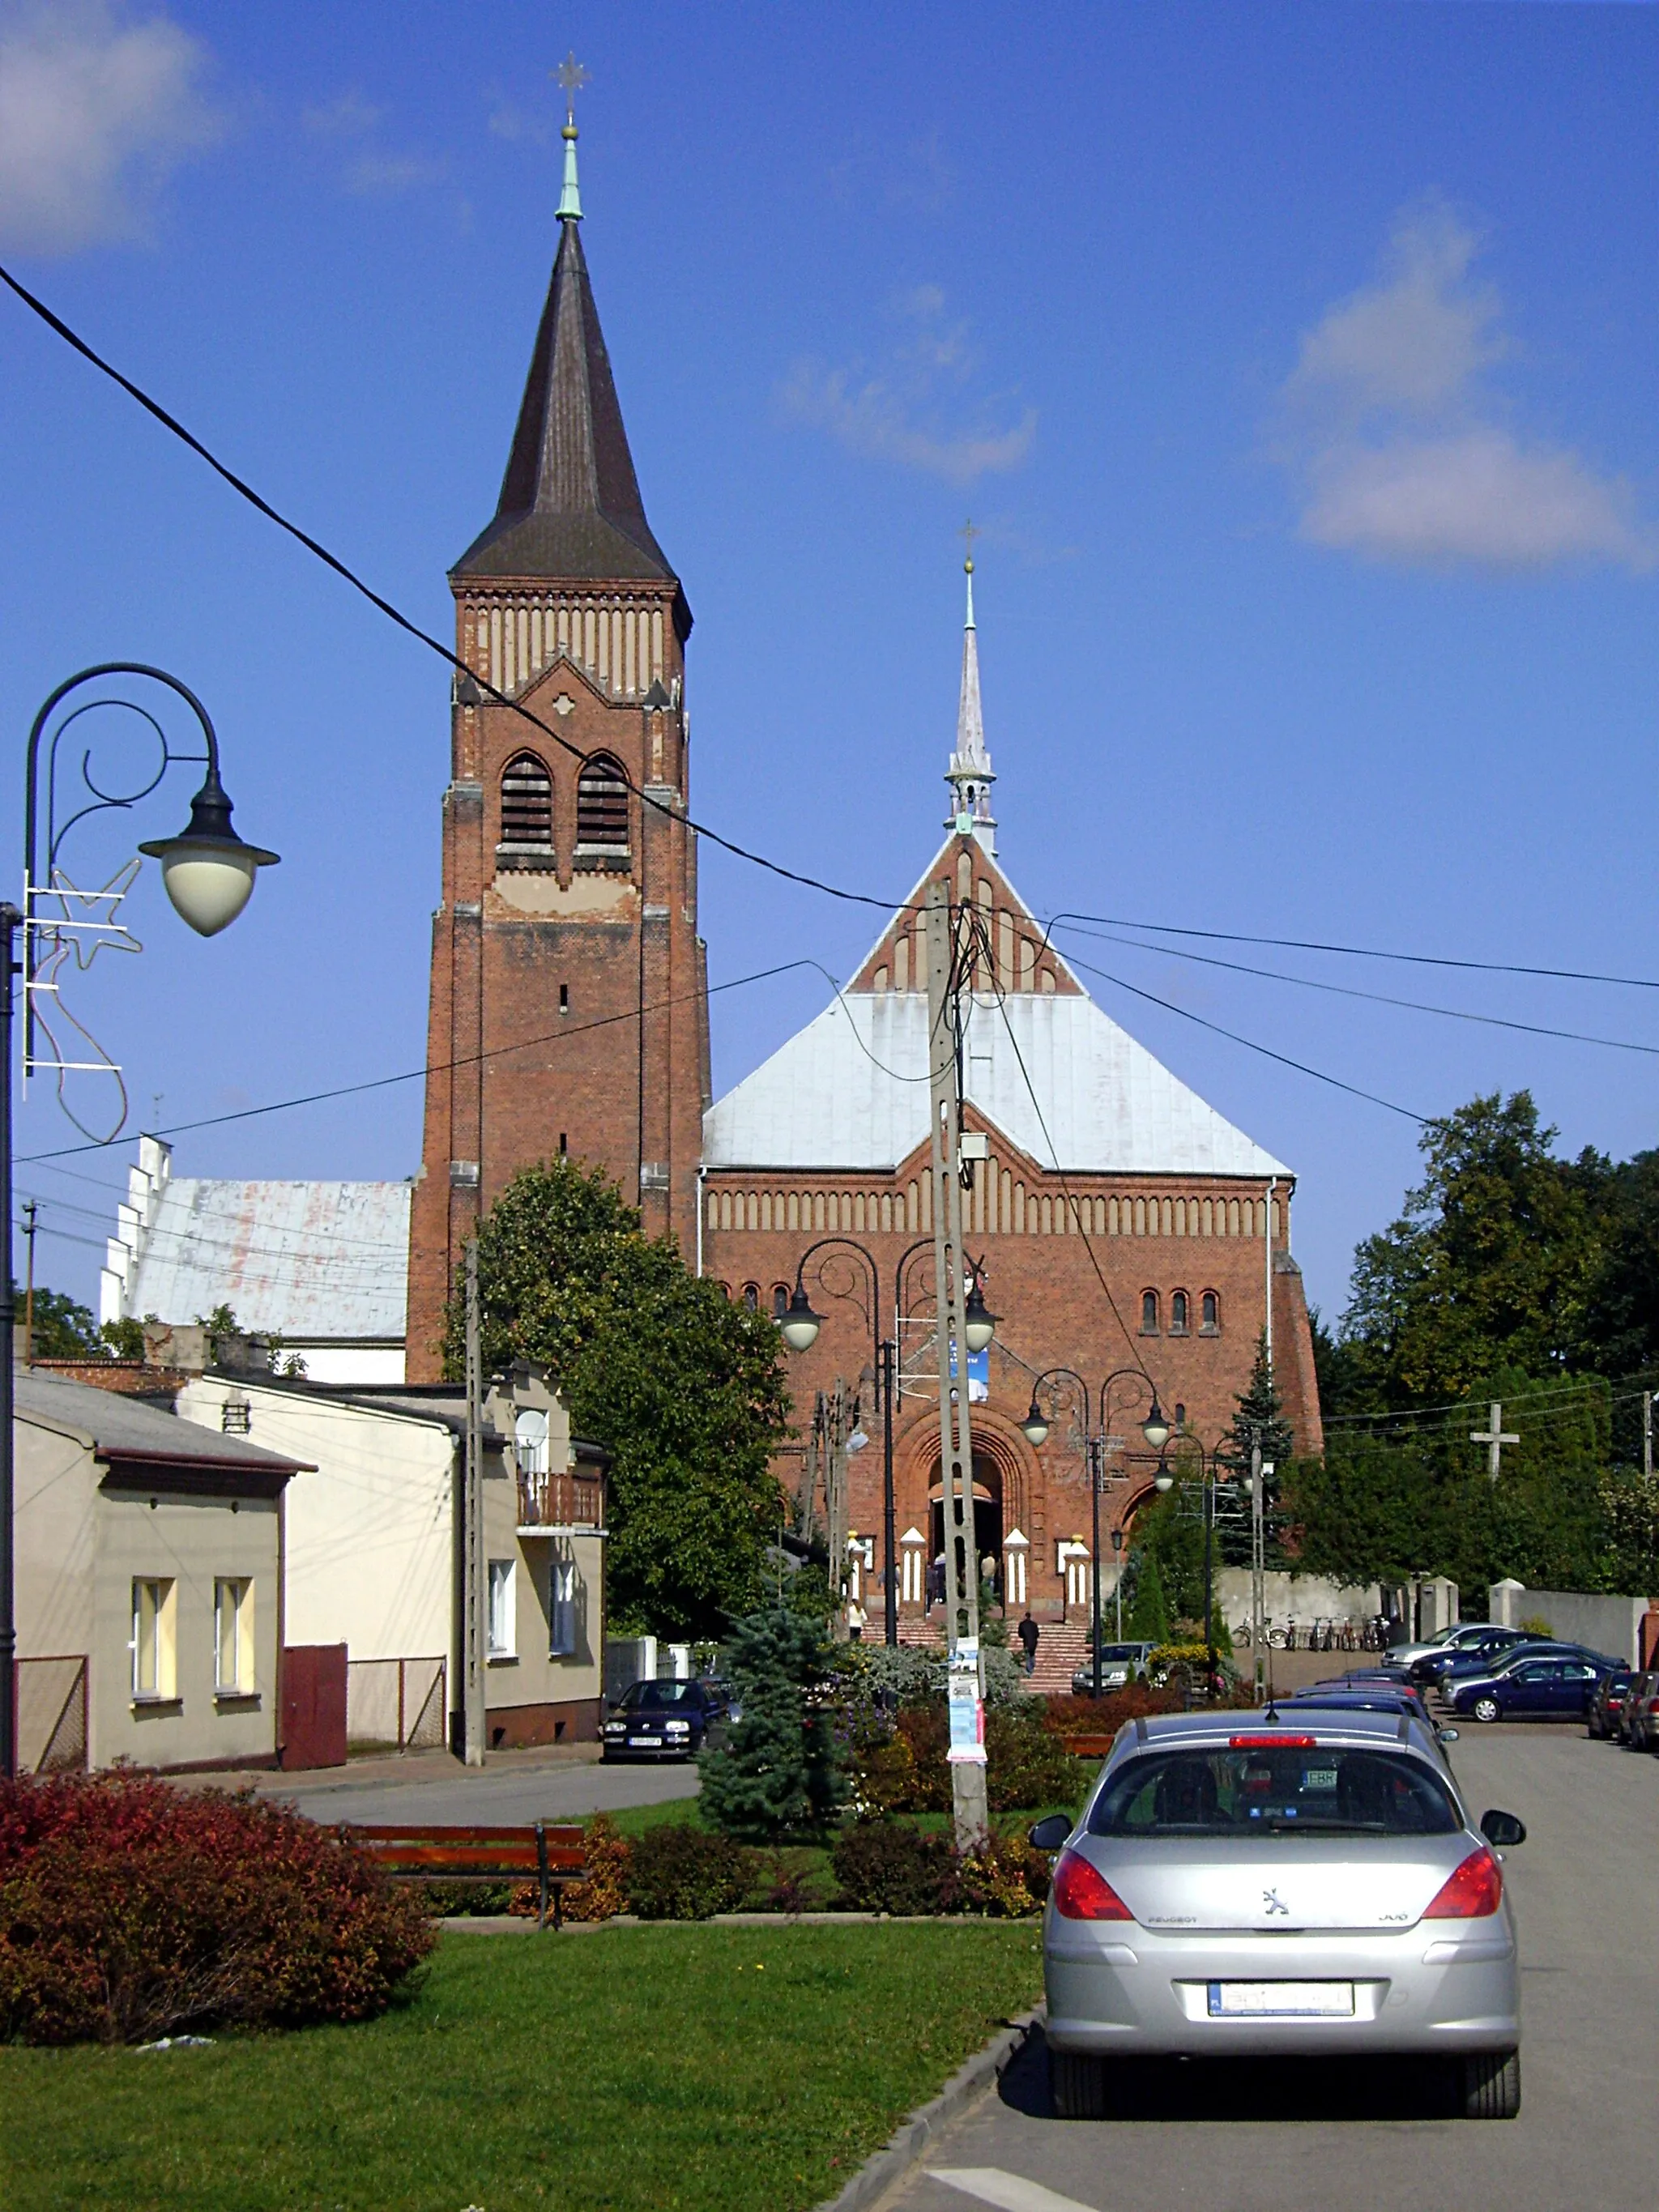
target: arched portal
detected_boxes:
[928,1454,1005,1600]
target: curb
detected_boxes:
[812,2006,1043,2212]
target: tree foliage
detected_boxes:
[697,1608,843,1840]
[447,1160,791,1637]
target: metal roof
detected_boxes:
[702,987,1290,1178]
[16,1369,310,1473]
[117,1178,412,1340]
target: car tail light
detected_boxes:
[1229,1734,1318,1749]
[1424,1847,1503,1919]
[1052,1850,1134,1921]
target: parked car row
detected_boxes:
[1586,1666,1659,1749]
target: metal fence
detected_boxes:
[345,1656,446,1753]
[18,1655,88,1773]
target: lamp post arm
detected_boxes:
[26,662,220,889]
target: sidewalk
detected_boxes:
[197,1738,701,1827]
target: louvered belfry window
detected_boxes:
[577,752,630,856]
[501,752,553,847]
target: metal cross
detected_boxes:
[1470,1401,1519,1482]
[555,49,590,124]
[959,518,980,562]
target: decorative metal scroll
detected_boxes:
[23,683,208,1144]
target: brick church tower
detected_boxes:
[406,113,708,1379]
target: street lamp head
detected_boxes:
[778,1284,822,1353]
[1141,1393,1171,1453]
[1019,1396,1051,1448]
[138,765,279,938]
[962,1278,996,1354]
[845,1427,870,1455]
[1154,1455,1175,1494]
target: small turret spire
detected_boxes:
[945,529,997,855]
[555,49,588,222]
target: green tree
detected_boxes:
[15,1285,102,1359]
[1126,1549,1169,1641]
[697,1608,843,1839]
[447,1159,792,1638]
[1340,1093,1599,1408]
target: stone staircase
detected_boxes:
[1026,1621,1091,1697]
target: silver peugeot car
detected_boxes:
[1031,1708,1525,2120]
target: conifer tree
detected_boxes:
[697,1609,844,1841]
[1127,1550,1169,1643]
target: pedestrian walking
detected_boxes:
[1017,1610,1039,1676]
[846,1600,867,1643]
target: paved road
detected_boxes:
[890,1727,1657,2212]
[241,1745,701,1826]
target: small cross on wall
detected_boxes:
[1470,1400,1520,1482]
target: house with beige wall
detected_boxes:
[176,1367,608,1750]
[15,1370,309,1772]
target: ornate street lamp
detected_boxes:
[1,664,278,1780]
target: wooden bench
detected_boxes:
[350,1822,587,1929]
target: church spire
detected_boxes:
[450,54,681,597]
[945,530,996,855]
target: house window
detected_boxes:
[488,1560,517,1658]
[1140,1290,1159,1335]
[514,1407,549,1477]
[501,752,553,846]
[1171,1290,1189,1334]
[131,1577,177,1700]
[550,1558,578,1657]
[215,1577,254,1695]
[1201,1290,1220,1332]
[576,752,630,855]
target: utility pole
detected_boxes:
[924,877,988,1851]
[21,1200,36,1366]
[1644,1391,1653,1483]
[462,1238,486,1768]
[827,1375,851,1637]
[1251,1438,1266,1705]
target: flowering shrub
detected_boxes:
[956,1830,1052,1918]
[1039,1686,1187,1739]
[0,1771,433,2046]
[625,1824,753,1920]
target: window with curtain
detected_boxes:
[214,1577,254,1694]
[131,1578,177,1700]
[1171,1290,1189,1333]
[488,1560,516,1658]
[1201,1290,1219,1331]
[550,1558,578,1657]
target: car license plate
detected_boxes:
[1207,1982,1354,2018]
[628,1735,661,1748]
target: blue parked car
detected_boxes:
[1448,1650,1616,1724]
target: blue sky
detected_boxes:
[0,1,1655,1324]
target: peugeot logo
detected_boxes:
[1262,1890,1290,1916]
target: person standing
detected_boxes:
[1017,1610,1040,1677]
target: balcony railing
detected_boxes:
[516,1467,605,1532]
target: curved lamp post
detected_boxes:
[783,1237,996,1643]
[1152,1429,1225,1701]
[1,664,278,1779]
[1022,1364,1168,1698]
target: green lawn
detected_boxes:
[0,1922,1043,2212]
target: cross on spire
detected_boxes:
[1470,1401,1519,1482]
[555,49,590,126]
[959,517,980,570]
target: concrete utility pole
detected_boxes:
[1644,1392,1653,1483]
[827,1376,851,1638]
[1469,1402,1519,1484]
[924,877,988,1851]
[462,1238,487,1767]
[1251,1438,1266,1705]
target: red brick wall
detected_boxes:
[406,583,707,1381]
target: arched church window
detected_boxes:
[1171,1290,1189,1334]
[501,752,552,847]
[577,752,631,856]
[742,1283,759,1311]
[1141,1290,1159,1335]
[772,1285,790,1319]
[1201,1290,1219,1332]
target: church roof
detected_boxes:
[703,838,1290,1180]
[451,163,678,591]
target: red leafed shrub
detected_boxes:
[0,1771,434,2045]
[1039,1686,1187,1739]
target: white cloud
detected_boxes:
[0,1,220,254]
[345,150,447,198]
[1281,203,1650,572]
[780,288,1034,485]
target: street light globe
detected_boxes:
[1019,1398,1050,1447]
[845,1427,870,1455]
[139,768,279,939]
[1141,1394,1171,1453]
[1154,1470,1175,1494]
[962,1280,996,1354]
[778,1285,821,1352]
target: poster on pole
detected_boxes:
[946,1639,986,1765]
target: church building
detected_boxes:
[403,109,1324,1624]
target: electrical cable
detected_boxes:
[17,956,816,1164]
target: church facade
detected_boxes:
[407,117,1323,1617]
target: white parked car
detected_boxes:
[1031,1707,1525,2120]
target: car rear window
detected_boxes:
[1087,1747,1460,1838]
